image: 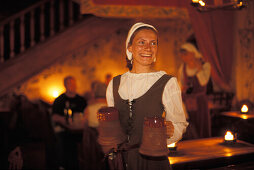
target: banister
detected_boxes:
[0,0,81,63]
[0,0,51,26]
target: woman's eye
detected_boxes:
[151,42,157,46]
[138,41,145,45]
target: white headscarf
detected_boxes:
[126,22,157,61]
[180,42,202,59]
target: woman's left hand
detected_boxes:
[165,121,174,138]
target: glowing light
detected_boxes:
[192,0,200,3]
[52,90,59,98]
[224,131,234,141]
[199,0,206,6]
[48,86,64,99]
[237,1,243,7]
[240,114,248,120]
[225,153,232,157]
[241,104,248,113]
[43,85,65,104]
[167,142,176,148]
[68,109,72,117]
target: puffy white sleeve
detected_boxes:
[106,79,114,107]
[162,77,189,145]
[177,64,184,90]
[196,62,211,86]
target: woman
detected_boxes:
[106,22,188,170]
[178,42,211,139]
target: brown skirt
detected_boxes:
[123,148,171,170]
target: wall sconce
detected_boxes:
[191,0,246,12]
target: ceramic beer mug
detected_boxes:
[139,116,169,156]
[97,106,126,153]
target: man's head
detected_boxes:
[64,76,77,95]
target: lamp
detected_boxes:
[191,0,246,12]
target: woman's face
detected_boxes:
[128,29,158,68]
[179,49,196,68]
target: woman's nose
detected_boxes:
[144,43,151,51]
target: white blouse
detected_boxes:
[106,71,188,144]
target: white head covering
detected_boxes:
[126,22,157,61]
[180,42,202,58]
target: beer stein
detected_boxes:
[139,116,169,156]
[97,107,126,153]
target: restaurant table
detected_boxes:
[168,137,254,169]
[221,111,254,120]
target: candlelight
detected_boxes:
[240,114,248,120]
[192,0,200,3]
[224,131,234,141]
[237,1,243,7]
[167,142,177,151]
[199,0,206,6]
[68,109,72,117]
[241,104,248,113]
[167,142,176,148]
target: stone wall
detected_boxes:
[15,18,192,104]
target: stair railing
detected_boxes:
[0,0,82,63]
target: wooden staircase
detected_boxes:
[0,0,131,96]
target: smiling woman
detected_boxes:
[105,22,188,170]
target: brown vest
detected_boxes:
[113,74,172,145]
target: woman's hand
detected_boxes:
[165,121,174,138]
[8,147,23,170]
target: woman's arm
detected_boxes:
[106,79,114,107]
[196,62,211,86]
[162,77,189,144]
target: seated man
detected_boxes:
[52,76,87,124]
[52,76,87,170]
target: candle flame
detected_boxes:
[237,1,243,7]
[192,0,199,3]
[199,0,206,6]
[68,109,72,117]
[224,131,234,141]
[241,104,248,113]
